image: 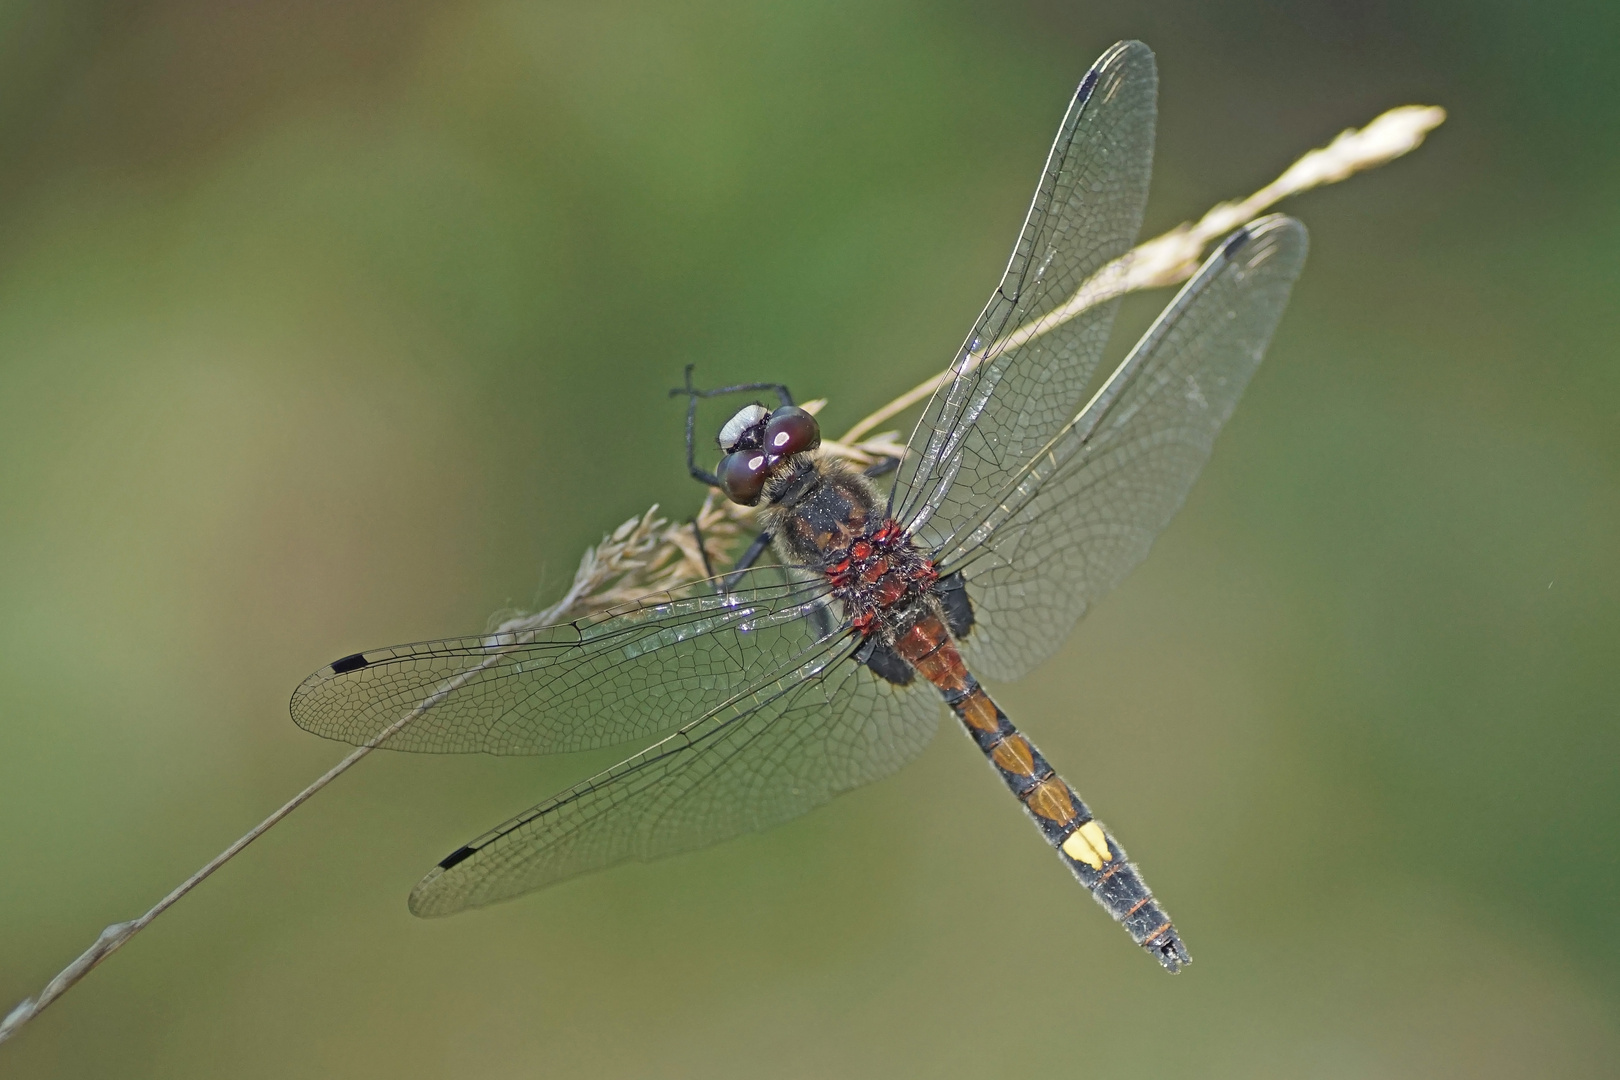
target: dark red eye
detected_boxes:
[764,406,820,456]
[718,450,771,506]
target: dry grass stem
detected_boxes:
[0,98,1444,1051]
[540,102,1446,625]
[837,103,1446,445]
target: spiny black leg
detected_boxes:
[862,456,900,480]
[721,530,774,593]
[690,519,717,581]
[670,365,799,488]
[675,367,723,487]
[668,364,796,408]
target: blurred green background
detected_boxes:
[2,1,1616,1076]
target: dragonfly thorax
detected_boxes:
[758,455,942,646]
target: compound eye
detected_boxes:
[718,450,771,506]
[764,406,821,456]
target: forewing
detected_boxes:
[946,216,1309,681]
[408,641,941,915]
[289,569,837,755]
[891,40,1157,544]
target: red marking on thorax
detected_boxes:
[859,558,889,584]
[823,518,942,644]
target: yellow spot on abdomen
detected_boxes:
[1061,820,1113,870]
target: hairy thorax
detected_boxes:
[758,455,943,647]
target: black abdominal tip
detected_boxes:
[329,652,370,675]
[1152,931,1192,973]
[438,845,477,870]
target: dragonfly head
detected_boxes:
[715,404,821,505]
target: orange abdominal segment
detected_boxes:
[959,690,1001,735]
[898,616,969,694]
[1024,777,1078,825]
[989,734,1038,777]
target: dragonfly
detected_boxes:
[290,40,1306,973]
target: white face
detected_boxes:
[717,404,769,452]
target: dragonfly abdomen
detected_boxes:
[894,612,1191,973]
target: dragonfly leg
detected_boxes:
[718,530,774,593]
[862,455,900,480]
[669,363,795,407]
[670,365,797,487]
[689,518,718,580]
[676,373,721,487]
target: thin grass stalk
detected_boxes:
[0,99,1443,1047]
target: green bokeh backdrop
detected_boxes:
[2,2,1616,1076]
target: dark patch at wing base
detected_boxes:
[855,637,916,686]
[934,572,975,639]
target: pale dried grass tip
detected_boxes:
[840,102,1448,445]
[544,100,1455,625]
[0,86,1452,1054]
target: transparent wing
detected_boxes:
[289,568,841,755]
[890,40,1157,544]
[408,640,941,915]
[944,215,1309,681]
